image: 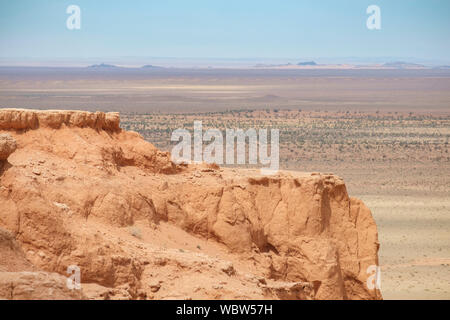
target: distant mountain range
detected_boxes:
[87,63,120,69]
[141,64,164,69]
[254,61,319,68]
[382,61,425,69]
[82,61,450,70]
[252,60,448,70]
[87,63,165,69]
[297,61,317,66]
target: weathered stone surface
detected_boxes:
[0,227,86,300]
[0,272,86,300]
[0,108,120,131]
[0,109,382,300]
[0,133,16,160]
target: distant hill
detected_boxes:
[297,61,317,66]
[382,61,425,69]
[87,63,120,69]
[141,65,164,69]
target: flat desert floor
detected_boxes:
[0,67,449,299]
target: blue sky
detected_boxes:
[0,0,449,64]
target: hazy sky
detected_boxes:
[0,0,449,64]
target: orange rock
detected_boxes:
[0,227,86,300]
[0,108,120,131]
[0,133,16,160]
[0,109,382,300]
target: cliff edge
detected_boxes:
[0,109,381,300]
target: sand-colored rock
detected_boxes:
[0,272,86,300]
[0,133,16,161]
[0,228,34,272]
[0,227,86,299]
[0,108,120,131]
[0,109,382,300]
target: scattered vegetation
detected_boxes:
[122,109,450,167]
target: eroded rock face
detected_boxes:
[0,133,16,161]
[0,109,382,300]
[0,227,86,300]
[157,172,380,299]
[0,272,86,300]
[0,109,120,131]
[0,228,34,272]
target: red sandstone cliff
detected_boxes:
[0,109,381,300]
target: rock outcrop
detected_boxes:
[0,271,86,300]
[0,108,120,131]
[0,109,382,300]
[0,133,16,161]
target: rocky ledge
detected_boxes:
[0,108,120,131]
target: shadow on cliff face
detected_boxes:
[0,132,17,176]
[0,161,12,177]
